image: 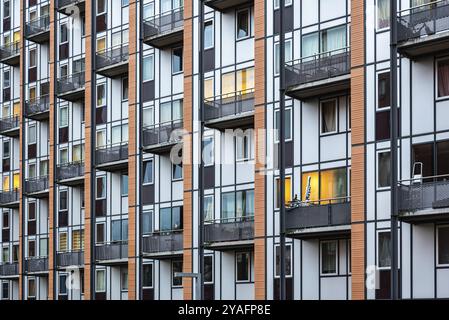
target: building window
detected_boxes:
[275,176,292,209]
[204,255,214,283]
[121,270,128,291]
[59,274,68,295]
[60,23,68,43]
[236,9,250,39]
[3,70,10,89]
[377,0,390,29]
[28,240,36,257]
[172,260,183,287]
[377,72,390,109]
[96,84,106,107]
[59,148,68,164]
[96,176,106,199]
[29,49,36,68]
[321,99,337,134]
[72,230,83,251]
[222,190,254,220]
[274,0,292,9]
[236,133,250,161]
[236,252,251,282]
[121,174,128,197]
[321,240,338,275]
[2,212,9,229]
[438,226,449,265]
[143,106,154,127]
[97,0,106,14]
[160,207,183,231]
[204,195,214,222]
[96,223,105,244]
[143,55,154,82]
[301,25,346,57]
[28,124,37,144]
[59,232,68,252]
[40,238,47,259]
[112,219,128,242]
[172,163,183,180]
[142,263,153,288]
[28,278,36,299]
[275,108,292,142]
[59,190,68,211]
[2,281,9,300]
[143,160,154,184]
[275,244,292,277]
[172,47,183,74]
[142,210,153,234]
[2,247,9,263]
[378,231,391,268]
[95,269,106,292]
[204,20,214,49]
[438,59,449,98]
[275,40,292,75]
[28,202,36,221]
[203,136,214,166]
[3,141,10,159]
[122,77,128,101]
[3,0,10,19]
[301,168,348,202]
[378,151,391,188]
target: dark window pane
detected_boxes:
[204,256,213,283]
[275,245,292,276]
[237,10,249,39]
[437,141,449,177]
[378,72,390,108]
[379,232,391,268]
[142,211,153,234]
[59,275,67,294]
[172,260,183,286]
[438,227,449,265]
[412,143,434,179]
[160,208,171,231]
[59,191,68,211]
[172,48,183,73]
[376,110,390,141]
[236,252,250,281]
[378,152,391,188]
[321,241,337,274]
[438,59,449,97]
[143,264,153,287]
[96,224,105,244]
[143,161,153,184]
[172,207,182,230]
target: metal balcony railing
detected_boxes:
[25,95,50,118]
[56,162,85,181]
[285,47,351,89]
[144,7,184,39]
[0,42,20,64]
[204,217,254,244]
[0,116,19,134]
[398,175,449,213]
[204,89,255,122]
[25,15,50,40]
[397,0,449,43]
[57,72,85,95]
[0,262,19,276]
[24,257,48,273]
[142,120,183,148]
[24,176,49,195]
[285,197,351,231]
[95,143,128,166]
[142,230,183,254]
[56,251,84,267]
[96,45,129,70]
[0,189,19,206]
[95,242,128,262]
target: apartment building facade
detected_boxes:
[0,0,448,301]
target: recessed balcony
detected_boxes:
[285,197,351,239]
[142,120,183,155]
[24,257,48,274]
[143,8,184,49]
[0,42,20,66]
[95,143,129,172]
[0,190,19,208]
[0,116,19,137]
[56,251,84,268]
[0,262,19,278]
[398,176,449,223]
[25,95,50,121]
[57,72,85,102]
[285,47,351,100]
[204,89,255,130]
[25,15,50,44]
[397,1,449,58]
[95,241,128,265]
[205,0,253,11]
[95,45,129,78]
[56,162,85,186]
[24,176,49,198]
[142,230,183,259]
[204,217,254,251]
[56,0,86,15]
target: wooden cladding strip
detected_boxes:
[351,223,366,300]
[351,0,365,68]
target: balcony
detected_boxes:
[24,176,49,198]
[25,95,50,121]
[285,47,351,100]
[205,0,253,11]
[24,257,48,274]
[142,120,183,155]
[398,176,449,223]
[95,45,129,78]
[25,15,50,44]
[204,217,254,251]
[56,0,86,15]
[56,162,85,186]
[397,1,449,58]
[57,72,85,102]
[95,143,128,172]
[143,8,184,49]
[204,89,255,130]
[0,262,19,278]
[0,42,20,66]
[142,230,183,259]
[56,251,84,268]
[0,116,19,137]
[0,190,19,208]
[95,242,128,265]
[285,197,351,239]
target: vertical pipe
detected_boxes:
[138,0,144,301]
[20,0,26,301]
[198,0,205,301]
[279,0,286,301]
[390,0,399,301]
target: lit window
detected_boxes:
[276,176,292,209]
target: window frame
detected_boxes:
[95,269,106,292]
[377,230,392,270]
[142,262,154,288]
[320,240,339,276]
[320,98,338,135]
[274,243,293,278]
[437,225,449,267]
[235,251,251,283]
[377,150,391,190]
[171,47,183,75]
[171,259,183,287]
[236,8,251,40]
[204,19,214,49]
[142,159,154,185]
[436,58,449,99]
[274,107,293,143]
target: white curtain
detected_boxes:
[323,25,346,53]
[301,33,319,58]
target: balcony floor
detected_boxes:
[143,141,180,155]
[24,190,49,199]
[205,239,254,251]
[399,207,449,224]
[398,31,449,58]
[0,201,20,209]
[26,30,50,44]
[96,61,129,78]
[143,29,184,49]
[25,110,50,121]
[0,54,20,67]
[95,258,128,266]
[205,111,254,131]
[142,250,183,260]
[57,88,85,103]
[286,74,351,100]
[286,224,351,240]
[0,128,20,138]
[96,159,129,173]
[56,176,85,187]
[205,0,253,11]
